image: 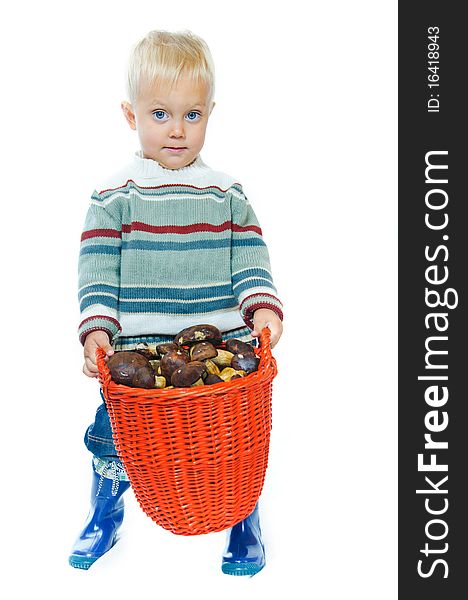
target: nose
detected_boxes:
[169,119,185,139]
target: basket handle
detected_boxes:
[96,347,112,394]
[257,326,277,376]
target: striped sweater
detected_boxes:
[78,150,283,347]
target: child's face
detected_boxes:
[122,73,214,170]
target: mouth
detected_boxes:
[164,147,187,153]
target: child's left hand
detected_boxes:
[250,308,283,349]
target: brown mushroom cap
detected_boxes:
[156,342,179,356]
[132,366,156,388]
[204,373,224,385]
[107,352,155,387]
[160,349,190,380]
[190,341,218,361]
[225,338,256,356]
[174,324,222,347]
[171,361,207,387]
[231,353,260,374]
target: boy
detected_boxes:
[71,30,283,576]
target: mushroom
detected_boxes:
[171,361,207,387]
[132,366,157,388]
[160,348,190,380]
[231,353,260,374]
[204,359,221,376]
[232,370,247,378]
[107,352,156,388]
[154,376,167,389]
[219,367,238,382]
[204,373,224,385]
[225,338,256,356]
[149,359,161,373]
[156,342,180,356]
[211,349,234,369]
[175,324,222,347]
[134,342,160,359]
[190,341,218,361]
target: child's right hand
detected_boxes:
[83,330,114,378]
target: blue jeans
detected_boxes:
[84,389,120,459]
[84,337,258,460]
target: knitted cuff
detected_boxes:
[78,315,121,346]
[240,293,284,329]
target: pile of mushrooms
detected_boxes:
[106,324,260,389]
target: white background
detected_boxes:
[0,0,397,598]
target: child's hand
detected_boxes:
[83,330,114,378]
[250,308,283,349]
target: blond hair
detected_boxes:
[126,30,215,107]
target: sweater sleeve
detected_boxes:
[230,185,283,329]
[77,190,122,345]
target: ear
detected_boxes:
[209,101,216,115]
[121,101,137,130]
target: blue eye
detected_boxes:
[152,110,168,121]
[186,111,200,121]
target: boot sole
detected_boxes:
[69,555,99,570]
[221,562,265,576]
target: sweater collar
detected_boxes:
[133,149,209,178]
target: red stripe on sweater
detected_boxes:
[231,223,262,235]
[98,179,243,195]
[81,228,121,241]
[121,220,262,236]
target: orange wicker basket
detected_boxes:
[96,327,277,536]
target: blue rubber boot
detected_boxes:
[221,503,266,576]
[69,461,131,570]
